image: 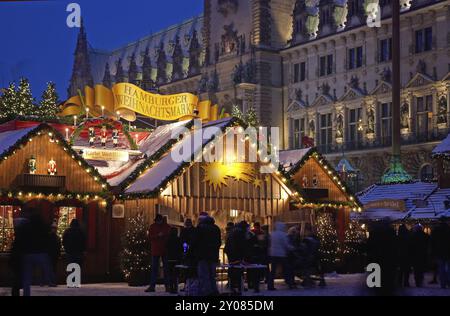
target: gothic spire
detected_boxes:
[67,19,94,98]
[142,47,156,92]
[128,53,139,85]
[102,62,112,88]
[115,58,125,83]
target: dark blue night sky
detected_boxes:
[0,0,203,99]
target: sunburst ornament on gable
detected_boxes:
[202,163,256,191]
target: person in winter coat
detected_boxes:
[301,226,322,287]
[21,212,52,296]
[397,224,411,287]
[430,217,450,288]
[145,214,171,292]
[245,223,266,293]
[410,224,428,287]
[366,218,397,295]
[224,221,248,294]
[47,222,61,287]
[9,211,31,296]
[267,221,295,290]
[167,227,183,294]
[180,218,196,256]
[192,212,221,296]
[62,219,86,267]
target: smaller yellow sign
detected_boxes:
[364,199,406,212]
[82,148,129,162]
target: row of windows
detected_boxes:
[291,95,435,148]
[292,27,433,82]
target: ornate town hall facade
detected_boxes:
[69,0,450,188]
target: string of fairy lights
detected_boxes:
[278,148,363,212]
[0,123,110,202]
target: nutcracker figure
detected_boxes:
[28,156,37,174]
[302,175,308,188]
[100,126,107,147]
[89,127,95,147]
[112,129,119,148]
[312,174,319,187]
[47,158,57,175]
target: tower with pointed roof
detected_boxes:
[67,20,94,98]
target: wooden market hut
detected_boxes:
[114,118,298,225]
[278,148,362,241]
[0,122,112,284]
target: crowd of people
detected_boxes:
[9,207,86,296]
[366,217,450,295]
[145,212,322,296]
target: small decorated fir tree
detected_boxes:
[120,213,151,286]
[0,82,18,119]
[343,220,367,256]
[244,106,259,127]
[16,78,37,116]
[231,105,259,127]
[231,105,244,122]
[316,211,339,272]
[39,82,60,119]
[342,220,367,272]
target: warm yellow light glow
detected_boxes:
[202,162,256,190]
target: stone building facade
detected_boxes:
[68,0,450,189]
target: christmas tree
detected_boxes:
[120,213,151,286]
[244,107,259,127]
[0,82,18,119]
[231,105,244,122]
[16,78,37,116]
[343,220,367,256]
[39,82,60,119]
[231,105,259,127]
[316,211,339,272]
[342,220,367,272]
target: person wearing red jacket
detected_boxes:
[145,214,171,293]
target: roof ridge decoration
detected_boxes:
[116,119,196,192]
[119,118,302,202]
[281,147,362,209]
[0,122,110,191]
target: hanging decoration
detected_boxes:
[89,127,95,147]
[112,128,119,148]
[100,125,107,148]
[312,174,319,187]
[0,123,110,191]
[47,158,57,175]
[28,156,37,174]
[302,175,308,188]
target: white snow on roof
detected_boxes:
[138,120,192,156]
[126,119,232,194]
[355,181,439,221]
[432,133,450,156]
[279,148,312,170]
[0,127,36,156]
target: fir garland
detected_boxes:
[0,123,111,192]
[279,147,362,209]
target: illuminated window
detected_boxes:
[0,206,15,252]
[57,207,77,238]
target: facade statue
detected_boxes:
[400,102,409,129]
[437,96,448,125]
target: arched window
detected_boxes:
[419,164,434,182]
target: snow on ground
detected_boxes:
[1,274,449,297]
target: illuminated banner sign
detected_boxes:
[82,148,129,162]
[60,83,222,122]
[364,199,406,212]
[112,83,198,121]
